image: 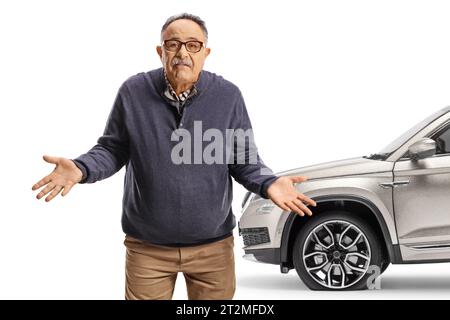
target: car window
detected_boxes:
[433,126,450,155]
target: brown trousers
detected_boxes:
[124,234,236,300]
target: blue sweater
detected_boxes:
[73,68,278,246]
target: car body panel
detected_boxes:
[273,157,394,180]
[240,158,396,251]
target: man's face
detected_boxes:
[157,19,210,86]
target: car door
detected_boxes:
[393,123,450,261]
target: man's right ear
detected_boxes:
[156,46,163,59]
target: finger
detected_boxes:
[43,155,59,165]
[273,200,291,213]
[61,183,74,197]
[293,199,313,216]
[36,182,55,200]
[286,201,304,217]
[32,176,51,191]
[292,199,309,216]
[297,193,317,207]
[289,176,308,184]
[45,185,63,202]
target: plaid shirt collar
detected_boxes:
[163,71,197,103]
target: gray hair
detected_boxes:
[161,13,208,44]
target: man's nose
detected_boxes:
[176,44,189,58]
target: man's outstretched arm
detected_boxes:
[31,84,130,202]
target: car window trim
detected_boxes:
[398,120,450,160]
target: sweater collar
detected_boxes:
[152,67,208,98]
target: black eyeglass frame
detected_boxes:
[162,39,205,53]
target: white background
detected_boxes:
[2,0,450,299]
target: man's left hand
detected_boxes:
[266,176,316,217]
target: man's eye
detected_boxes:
[187,42,200,51]
[166,41,179,50]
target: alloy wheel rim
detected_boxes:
[302,219,371,289]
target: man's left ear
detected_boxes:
[204,47,211,57]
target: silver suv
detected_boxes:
[239,106,450,290]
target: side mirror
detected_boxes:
[408,138,436,160]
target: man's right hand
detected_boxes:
[31,155,83,202]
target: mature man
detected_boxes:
[31,13,316,300]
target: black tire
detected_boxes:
[293,210,384,290]
[380,259,390,275]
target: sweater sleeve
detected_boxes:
[227,91,278,199]
[71,84,130,183]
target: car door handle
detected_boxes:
[379,180,410,188]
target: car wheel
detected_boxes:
[293,210,383,290]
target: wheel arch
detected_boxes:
[280,195,402,270]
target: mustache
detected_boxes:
[172,57,193,67]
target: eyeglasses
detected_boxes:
[163,39,204,53]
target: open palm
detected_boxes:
[31,155,83,202]
[267,176,316,217]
